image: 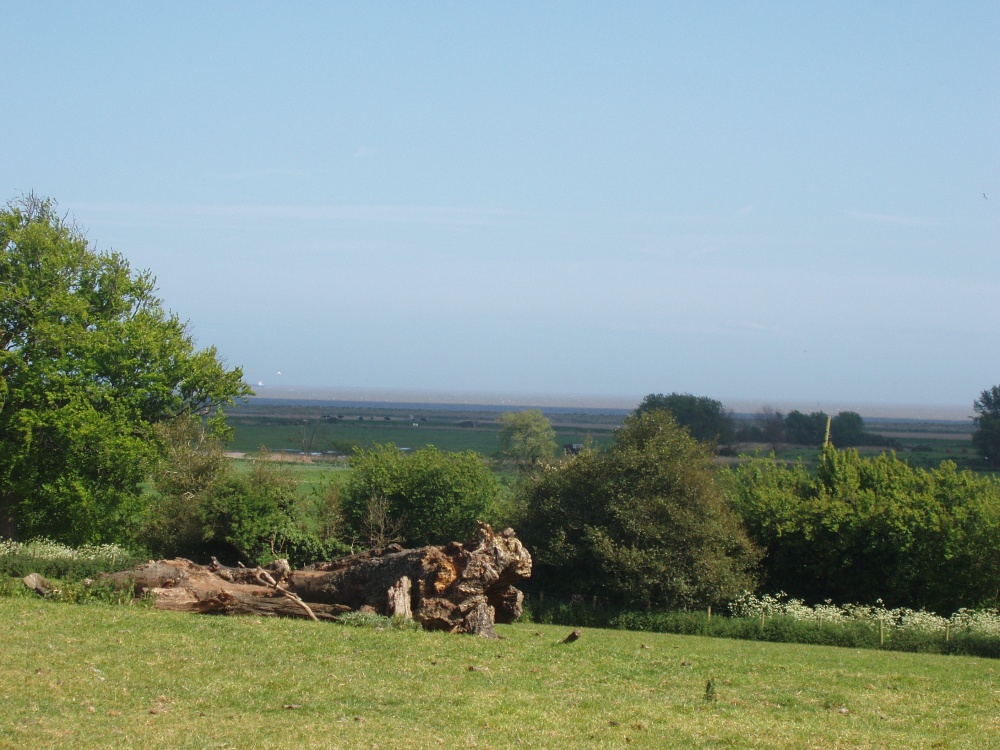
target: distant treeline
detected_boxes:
[635,393,896,449]
[734,409,898,448]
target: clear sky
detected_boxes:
[5,3,998,415]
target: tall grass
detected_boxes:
[0,538,145,580]
[523,591,1000,659]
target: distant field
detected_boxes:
[3,598,998,749]
[225,402,992,474]
[226,403,618,456]
[725,439,984,473]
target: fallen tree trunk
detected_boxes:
[102,558,349,620]
[101,523,532,637]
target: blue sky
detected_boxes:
[5,3,998,414]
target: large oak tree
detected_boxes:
[0,196,250,543]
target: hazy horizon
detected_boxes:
[247,384,973,422]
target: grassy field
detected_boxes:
[226,409,617,456]
[226,403,991,475]
[2,598,998,749]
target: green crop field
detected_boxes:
[225,403,618,456]
[2,598,998,749]
[226,403,994,476]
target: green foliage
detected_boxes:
[521,410,760,609]
[0,538,144,580]
[635,392,735,444]
[142,424,348,566]
[521,597,617,628]
[829,411,865,446]
[188,454,298,564]
[724,447,1000,612]
[779,410,894,448]
[196,453,347,566]
[33,578,145,607]
[496,409,557,470]
[139,417,230,559]
[972,385,1000,467]
[0,195,250,544]
[343,444,501,547]
[522,591,1000,659]
[783,410,829,445]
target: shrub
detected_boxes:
[343,445,501,547]
[520,410,759,610]
[724,448,1000,612]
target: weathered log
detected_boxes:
[22,573,51,596]
[101,524,532,636]
[102,558,349,620]
[386,576,412,619]
[148,584,348,620]
[288,523,532,636]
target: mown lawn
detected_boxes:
[2,598,998,749]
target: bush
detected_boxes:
[522,596,617,629]
[198,455,348,566]
[724,448,1000,612]
[142,432,348,566]
[343,445,501,547]
[520,410,759,610]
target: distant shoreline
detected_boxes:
[242,386,972,422]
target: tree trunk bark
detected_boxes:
[0,492,20,540]
[101,524,532,637]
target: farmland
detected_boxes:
[225,400,983,472]
[224,400,624,456]
[2,598,998,749]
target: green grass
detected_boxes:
[2,597,998,749]
[890,438,983,471]
[227,404,997,477]
[228,456,349,496]
[225,405,616,456]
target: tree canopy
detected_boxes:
[724,447,1000,613]
[635,392,734,445]
[343,444,501,547]
[783,410,829,446]
[973,385,1000,467]
[0,196,251,543]
[520,410,759,609]
[496,409,557,470]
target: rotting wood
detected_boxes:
[100,523,531,636]
[22,572,51,596]
[561,629,582,644]
[252,566,319,622]
[386,576,412,619]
